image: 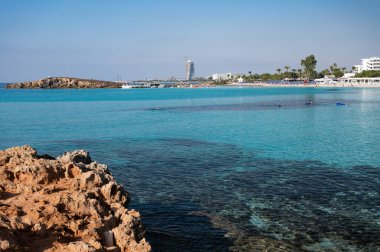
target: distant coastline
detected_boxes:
[5,77,380,89]
[6,77,122,89]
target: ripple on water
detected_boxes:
[45,137,380,251]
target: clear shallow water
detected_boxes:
[0,87,379,251]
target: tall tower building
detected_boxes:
[185,60,195,80]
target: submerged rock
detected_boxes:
[6,77,122,89]
[0,145,151,252]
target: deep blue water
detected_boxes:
[0,86,379,251]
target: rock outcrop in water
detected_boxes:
[0,146,151,252]
[6,77,122,89]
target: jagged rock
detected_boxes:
[6,77,122,89]
[0,146,151,252]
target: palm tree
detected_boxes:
[301,55,317,81]
[342,67,346,73]
[329,65,334,73]
[248,71,252,76]
[292,69,296,79]
[276,68,282,74]
[283,66,290,79]
[297,69,303,79]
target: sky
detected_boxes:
[0,0,379,82]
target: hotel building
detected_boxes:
[212,73,233,81]
[354,57,380,73]
[186,60,195,80]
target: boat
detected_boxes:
[121,84,133,89]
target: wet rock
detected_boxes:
[0,146,151,252]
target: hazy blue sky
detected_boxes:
[1,0,379,82]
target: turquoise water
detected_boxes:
[1,86,379,251]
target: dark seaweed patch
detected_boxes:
[45,137,380,251]
[141,99,362,112]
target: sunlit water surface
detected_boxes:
[1,86,379,251]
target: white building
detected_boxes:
[186,60,195,80]
[354,57,380,73]
[339,77,380,86]
[212,73,233,81]
[342,72,355,78]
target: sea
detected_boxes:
[0,85,379,251]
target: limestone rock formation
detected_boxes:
[0,146,151,252]
[6,77,122,89]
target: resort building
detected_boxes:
[212,73,233,81]
[342,72,355,78]
[186,60,195,81]
[339,77,380,86]
[354,57,380,73]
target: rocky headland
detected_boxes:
[6,77,122,89]
[0,146,151,252]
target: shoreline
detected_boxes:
[227,82,380,88]
[4,76,380,89]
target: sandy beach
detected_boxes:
[229,82,380,88]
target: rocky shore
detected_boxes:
[6,77,122,89]
[0,146,151,252]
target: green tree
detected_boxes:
[297,69,303,79]
[275,68,282,80]
[320,69,331,77]
[329,65,334,73]
[301,55,317,81]
[333,69,344,78]
[283,66,290,79]
[328,63,344,78]
[355,70,380,78]
[291,69,297,79]
[260,73,272,81]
